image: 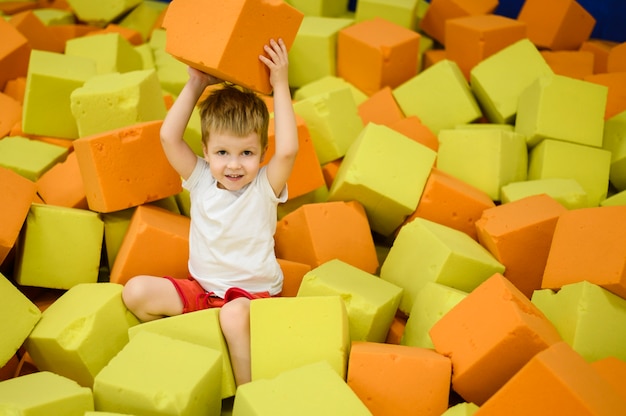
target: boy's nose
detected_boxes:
[227,156,241,169]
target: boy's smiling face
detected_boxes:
[203,131,264,191]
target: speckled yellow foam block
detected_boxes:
[297,259,403,343]
[65,33,143,74]
[128,308,236,399]
[0,272,41,367]
[233,361,371,415]
[0,371,93,416]
[328,122,437,236]
[380,218,504,315]
[250,296,350,381]
[93,331,222,416]
[70,69,166,138]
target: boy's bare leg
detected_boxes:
[219,297,252,386]
[122,275,184,322]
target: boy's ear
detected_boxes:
[260,145,268,162]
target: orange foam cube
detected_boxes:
[357,86,404,127]
[87,23,144,46]
[0,18,31,91]
[0,92,21,139]
[419,0,498,45]
[275,201,379,274]
[607,41,626,73]
[36,152,88,210]
[591,357,626,401]
[388,116,438,151]
[9,10,65,53]
[422,48,447,70]
[446,14,527,80]
[110,205,190,285]
[0,167,37,264]
[337,17,420,96]
[542,205,626,299]
[321,158,341,190]
[3,76,26,104]
[579,39,617,74]
[48,24,100,44]
[277,258,311,298]
[429,273,562,405]
[475,194,567,299]
[73,120,182,213]
[162,0,303,94]
[262,115,325,200]
[517,0,595,50]
[347,342,451,416]
[476,342,626,415]
[540,50,594,80]
[404,168,495,240]
[585,72,626,119]
[384,315,407,345]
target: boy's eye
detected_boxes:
[216,150,227,156]
[242,150,253,156]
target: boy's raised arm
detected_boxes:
[260,38,299,197]
[160,67,219,180]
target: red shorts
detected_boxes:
[164,276,272,314]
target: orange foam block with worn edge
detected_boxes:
[429,273,562,405]
[9,10,65,53]
[402,167,495,240]
[36,152,88,210]
[0,167,37,264]
[262,115,325,200]
[0,19,30,91]
[73,120,182,213]
[347,342,451,416]
[357,86,405,127]
[475,342,626,415]
[418,0,498,46]
[445,14,527,81]
[388,116,438,151]
[274,200,379,275]
[542,205,626,299]
[475,194,567,299]
[109,205,190,285]
[517,0,595,51]
[162,0,303,95]
[584,71,626,120]
[337,17,420,96]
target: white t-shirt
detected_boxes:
[183,157,287,297]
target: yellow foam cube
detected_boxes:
[66,0,142,27]
[500,178,588,209]
[65,33,143,74]
[148,28,188,96]
[355,0,419,29]
[603,109,626,191]
[118,0,168,41]
[0,135,68,182]
[293,75,368,104]
[286,0,349,17]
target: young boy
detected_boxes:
[122,38,298,386]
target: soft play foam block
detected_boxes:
[475,342,626,415]
[470,38,553,124]
[9,10,65,53]
[277,258,311,297]
[388,115,439,151]
[15,204,104,290]
[101,208,134,270]
[93,331,222,416]
[442,402,479,416]
[532,281,626,362]
[293,86,364,165]
[591,357,626,401]
[0,371,94,416]
[293,75,368,105]
[0,135,68,182]
[601,190,626,207]
[286,0,349,17]
[401,282,467,350]
[419,0,498,45]
[580,39,614,74]
[405,168,495,240]
[380,218,505,315]
[584,71,626,120]
[147,28,188,96]
[297,259,403,342]
[87,24,145,47]
[500,178,588,210]
[0,273,41,368]
[128,308,235,399]
[72,120,181,213]
[109,205,190,285]
[32,7,76,26]
[233,361,371,415]
[118,0,168,41]
[430,273,562,405]
[543,205,626,297]
[528,139,611,207]
[70,69,167,138]
[337,17,420,96]
[65,33,143,74]
[475,194,567,299]
[347,342,451,416]
[515,74,608,148]
[603,109,626,191]
[436,127,528,201]
[66,0,142,27]
[354,0,419,29]
[607,41,626,73]
[393,59,482,134]
[275,201,378,274]
[36,152,88,209]
[328,123,437,236]
[445,14,527,80]
[0,92,22,137]
[540,50,594,80]
[25,283,140,387]
[358,86,404,128]
[517,0,595,51]
[162,0,303,95]
[250,296,350,381]
[22,50,96,139]
[288,16,353,88]
[0,18,30,91]
[0,167,36,264]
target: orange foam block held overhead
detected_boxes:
[73,120,182,213]
[162,0,303,95]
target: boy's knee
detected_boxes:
[121,276,147,310]
[219,299,250,333]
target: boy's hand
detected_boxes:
[259,38,289,90]
[187,66,223,89]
